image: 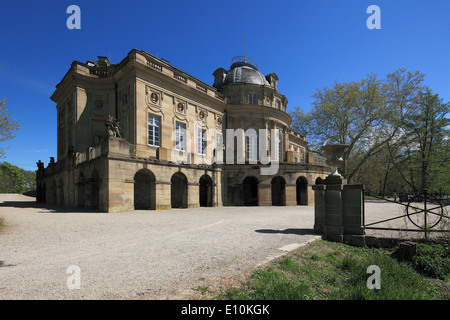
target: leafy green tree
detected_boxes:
[290,68,425,183]
[0,98,21,158]
[22,169,36,191]
[0,162,25,193]
[388,90,450,193]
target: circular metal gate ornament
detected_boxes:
[406,191,445,230]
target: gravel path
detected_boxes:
[1,194,433,300]
[0,194,321,300]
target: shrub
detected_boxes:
[412,240,450,280]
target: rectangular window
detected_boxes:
[248,93,257,104]
[246,131,259,161]
[274,129,282,161]
[216,132,223,149]
[197,128,207,155]
[214,132,223,161]
[175,122,186,151]
[148,114,160,146]
[276,100,281,109]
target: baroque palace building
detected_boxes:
[35,49,330,212]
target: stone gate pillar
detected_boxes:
[313,177,365,242]
[312,143,365,243]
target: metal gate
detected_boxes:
[363,188,450,240]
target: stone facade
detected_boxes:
[36,50,330,212]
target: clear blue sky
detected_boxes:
[0,0,449,171]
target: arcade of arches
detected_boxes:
[36,160,318,211]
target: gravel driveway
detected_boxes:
[0,194,321,300]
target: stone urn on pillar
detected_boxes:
[320,143,349,184]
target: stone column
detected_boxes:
[104,138,134,213]
[188,182,200,208]
[323,183,345,242]
[214,169,223,207]
[107,176,134,213]
[285,184,297,206]
[312,184,325,233]
[155,181,171,210]
[258,183,272,206]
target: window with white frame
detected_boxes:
[148,114,160,146]
[197,128,207,155]
[175,122,186,151]
[214,132,223,160]
[274,129,282,161]
[248,93,257,104]
[215,132,223,150]
[246,129,259,161]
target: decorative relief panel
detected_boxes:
[196,107,208,123]
[146,85,163,110]
[88,92,109,119]
[173,97,187,121]
[215,115,223,131]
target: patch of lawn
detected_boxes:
[217,240,450,300]
[411,240,450,281]
[220,267,312,300]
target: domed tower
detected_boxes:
[212,56,291,162]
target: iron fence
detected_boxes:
[363,188,450,240]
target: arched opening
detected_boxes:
[271,176,286,206]
[59,178,64,206]
[77,173,85,208]
[171,172,188,208]
[51,179,57,205]
[243,176,259,206]
[90,170,100,210]
[199,174,213,207]
[134,169,156,210]
[296,176,308,205]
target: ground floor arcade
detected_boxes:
[36,156,328,212]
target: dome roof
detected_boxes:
[221,57,271,87]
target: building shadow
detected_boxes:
[255,228,315,235]
[0,200,98,213]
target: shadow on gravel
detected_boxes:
[0,261,16,268]
[255,228,315,235]
[0,200,99,213]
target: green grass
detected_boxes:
[217,240,450,300]
[0,218,4,231]
[411,240,450,281]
